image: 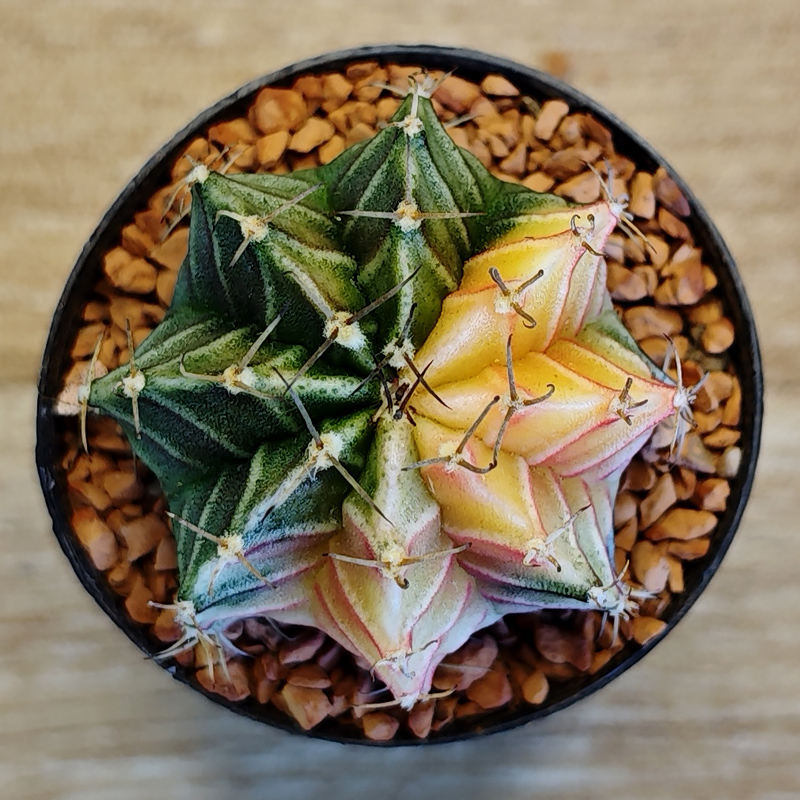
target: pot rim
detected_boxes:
[36,43,763,746]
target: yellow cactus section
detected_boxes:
[409,199,678,604]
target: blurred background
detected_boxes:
[1,1,798,798]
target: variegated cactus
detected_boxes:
[83,75,695,710]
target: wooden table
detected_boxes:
[2,2,798,798]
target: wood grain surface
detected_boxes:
[2,2,798,798]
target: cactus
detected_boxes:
[83,75,695,710]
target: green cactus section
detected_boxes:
[93,327,378,492]
[86,77,680,708]
[171,410,373,624]
[317,90,506,348]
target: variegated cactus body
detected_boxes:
[87,78,684,707]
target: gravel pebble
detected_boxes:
[72,507,119,570]
[631,616,667,645]
[252,87,308,134]
[436,75,481,113]
[628,172,656,219]
[631,541,671,592]
[362,712,401,741]
[702,317,735,354]
[521,669,549,704]
[694,478,731,512]
[646,508,718,541]
[639,473,678,528]
[481,74,520,96]
[280,684,332,730]
[289,117,335,153]
[555,171,601,203]
[623,306,683,340]
[119,513,168,561]
[533,99,569,140]
[465,666,513,709]
[321,74,353,112]
[256,130,290,167]
[124,572,158,624]
[279,630,326,665]
[653,167,690,217]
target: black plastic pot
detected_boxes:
[36,44,763,745]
